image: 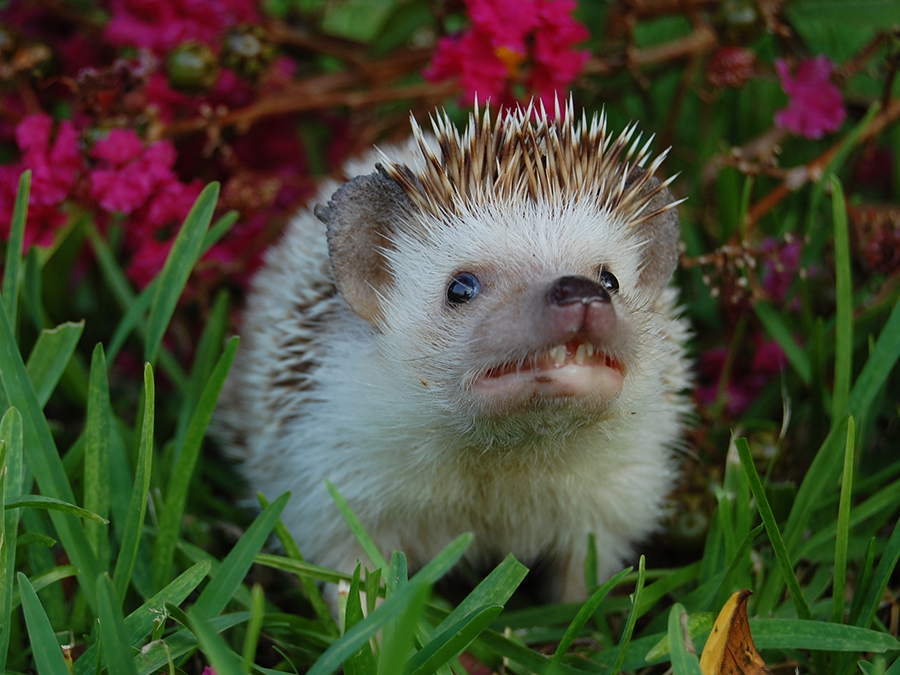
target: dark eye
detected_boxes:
[599,269,619,293]
[447,272,481,305]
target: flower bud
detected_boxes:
[222,25,274,78]
[166,42,219,92]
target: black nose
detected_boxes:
[546,275,610,306]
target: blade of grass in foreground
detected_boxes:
[145,182,219,366]
[608,556,646,675]
[327,480,389,570]
[17,573,70,675]
[736,436,812,621]
[187,607,246,675]
[667,604,701,675]
[0,293,101,609]
[1,171,30,329]
[25,322,84,408]
[0,409,24,673]
[832,416,855,624]
[193,491,290,618]
[112,364,154,601]
[97,574,139,675]
[831,176,852,423]
[306,533,471,675]
[72,561,211,675]
[151,335,239,593]
[83,344,112,570]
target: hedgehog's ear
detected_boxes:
[316,170,415,325]
[632,175,681,293]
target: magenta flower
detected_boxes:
[0,114,83,248]
[774,56,846,140]
[424,0,589,105]
[105,0,259,54]
[89,129,178,214]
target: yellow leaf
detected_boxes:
[699,590,773,675]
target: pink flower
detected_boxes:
[89,129,178,214]
[0,114,83,249]
[425,0,589,104]
[774,56,846,140]
[105,0,259,54]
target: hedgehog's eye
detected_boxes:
[599,269,619,293]
[447,272,481,305]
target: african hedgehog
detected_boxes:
[218,100,692,603]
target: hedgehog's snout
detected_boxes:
[544,275,618,348]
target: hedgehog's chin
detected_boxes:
[471,339,624,406]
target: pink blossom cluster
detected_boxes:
[424,0,589,107]
[696,337,786,416]
[774,55,846,140]
[0,0,309,293]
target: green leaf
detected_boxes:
[831,176,852,422]
[667,604,701,675]
[135,613,249,675]
[326,480,388,571]
[25,322,84,408]
[832,416,855,624]
[344,565,377,675]
[306,534,470,675]
[145,182,219,365]
[73,561,211,675]
[785,0,900,28]
[113,364,155,601]
[406,604,502,675]
[242,583,266,671]
[97,574,139,675]
[854,517,900,631]
[377,578,429,675]
[549,567,631,669]
[0,294,101,609]
[2,171,30,329]
[736,437,813,621]
[0,408,24,672]
[254,553,353,585]
[750,619,900,652]
[644,612,714,662]
[609,556,646,675]
[440,554,528,629]
[193,491,289,618]
[187,607,247,675]
[152,336,239,593]
[17,572,70,675]
[4,495,107,523]
[84,344,112,569]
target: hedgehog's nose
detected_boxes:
[547,275,610,306]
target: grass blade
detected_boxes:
[187,607,246,675]
[17,572,70,675]
[854,518,900,630]
[113,363,154,601]
[2,171,30,329]
[4,495,107,523]
[25,322,84,408]
[0,408,24,672]
[145,182,219,366]
[405,604,502,675]
[750,619,899,652]
[831,176,852,422]
[84,344,111,569]
[344,564,378,675]
[72,560,211,675]
[832,416,855,624]
[242,583,266,672]
[754,303,811,385]
[0,293,101,609]
[549,567,631,669]
[609,555,646,675]
[736,436,813,620]
[377,580,430,675]
[193,491,289,618]
[97,574,139,675]
[152,335,239,593]
[667,604,701,675]
[326,480,388,571]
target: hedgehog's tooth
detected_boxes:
[585,343,595,358]
[574,344,587,365]
[550,345,566,366]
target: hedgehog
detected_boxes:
[217,99,692,605]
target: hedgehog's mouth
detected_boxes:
[473,339,624,400]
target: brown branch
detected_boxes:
[746,96,900,230]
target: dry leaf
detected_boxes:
[699,589,774,675]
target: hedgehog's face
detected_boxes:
[379,198,655,425]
